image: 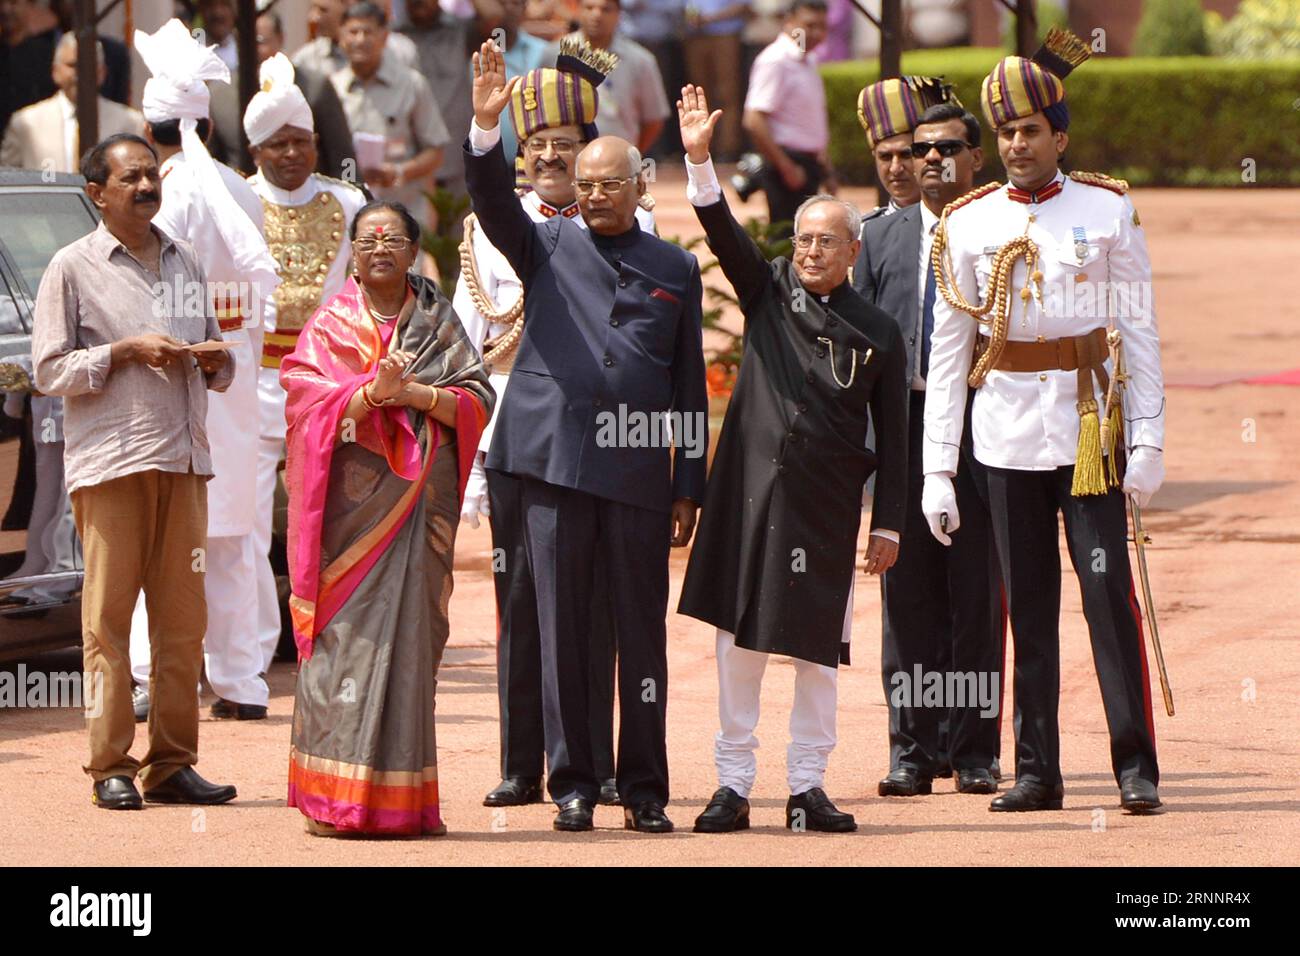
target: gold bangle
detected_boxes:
[361,384,382,410]
[427,385,440,412]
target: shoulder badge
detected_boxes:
[316,173,366,197]
[1067,170,1129,195]
[943,180,1002,217]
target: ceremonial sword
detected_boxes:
[1128,496,1174,716]
[1108,328,1174,717]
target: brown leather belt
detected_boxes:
[990,327,1108,373]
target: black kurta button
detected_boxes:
[805,372,814,384]
[778,464,786,472]
[816,348,827,358]
[798,402,808,412]
[610,319,620,327]
[618,279,627,287]
[604,356,614,367]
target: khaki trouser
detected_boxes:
[685,33,743,157]
[71,469,207,788]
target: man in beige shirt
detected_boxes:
[331,1,447,224]
[32,133,238,811]
[0,33,143,172]
[294,0,418,77]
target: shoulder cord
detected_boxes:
[458,213,526,367]
[930,184,1043,388]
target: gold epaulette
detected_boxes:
[1068,170,1129,195]
[315,173,366,197]
[942,180,1002,218]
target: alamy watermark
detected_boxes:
[0,665,104,717]
[594,405,707,459]
[888,665,1000,718]
[150,278,267,321]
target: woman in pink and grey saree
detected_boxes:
[280,201,493,837]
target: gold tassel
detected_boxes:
[1043,27,1092,69]
[1071,400,1107,496]
[558,35,620,78]
[1103,399,1123,487]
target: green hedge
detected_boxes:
[823,50,1300,187]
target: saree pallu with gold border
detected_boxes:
[280,274,492,835]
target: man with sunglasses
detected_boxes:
[454,42,655,812]
[466,39,707,834]
[677,84,907,834]
[855,97,1006,801]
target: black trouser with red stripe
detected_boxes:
[985,465,1159,789]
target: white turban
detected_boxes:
[136,18,227,124]
[135,18,281,331]
[243,54,314,147]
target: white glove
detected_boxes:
[1122,445,1164,509]
[921,473,960,546]
[459,457,490,527]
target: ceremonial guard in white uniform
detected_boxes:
[244,54,366,677]
[922,29,1166,813]
[127,20,282,720]
[455,43,654,809]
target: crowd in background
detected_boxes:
[2,0,861,233]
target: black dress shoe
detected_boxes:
[694,786,751,833]
[92,775,143,810]
[143,767,237,805]
[132,685,149,723]
[553,798,595,831]
[786,787,857,832]
[989,779,1063,812]
[956,768,998,794]
[597,778,621,806]
[877,767,932,797]
[624,802,674,833]
[1119,776,1162,813]
[482,776,543,807]
[210,699,268,720]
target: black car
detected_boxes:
[0,171,98,662]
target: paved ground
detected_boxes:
[2,174,1298,866]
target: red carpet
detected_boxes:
[1244,368,1300,386]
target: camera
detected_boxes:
[730,152,766,202]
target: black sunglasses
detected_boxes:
[909,139,973,159]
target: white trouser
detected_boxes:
[714,629,840,799]
[129,534,269,706]
[253,367,287,673]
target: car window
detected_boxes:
[0,190,98,302]
[0,268,27,336]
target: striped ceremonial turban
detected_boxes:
[508,36,618,150]
[857,76,959,148]
[981,27,1091,131]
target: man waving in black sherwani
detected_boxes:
[676,85,908,834]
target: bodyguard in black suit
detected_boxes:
[854,102,1005,797]
[466,41,707,833]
